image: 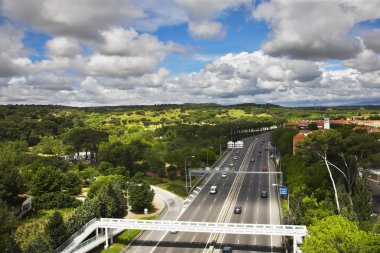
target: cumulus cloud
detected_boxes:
[176,0,250,39]
[46,37,81,57]
[357,71,380,88]
[362,29,380,52]
[253,0,380,60]
[343,49,380,72]
[168,51,322,98]
[2,0,145,40]
[96,27,184,56]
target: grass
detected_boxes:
[154,178,199,198]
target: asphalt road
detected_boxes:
[128,133,284,253]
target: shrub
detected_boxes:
[33,192,81,210]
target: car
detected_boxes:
[258,150,262,153]
[261,190,268,198]
[209,185,217,194]
[234,206,242,214]
[169,230,178,234]
[265,147,268,151]
[233,156,238,160]
[261,167,268,172]
[222,245,233,253]
[229,162,234,167]
[251,158,255,162]
[222,173,227,178]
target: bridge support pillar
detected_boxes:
[293,236,296,253]
[104,228,109,249]
[110,229,113,244]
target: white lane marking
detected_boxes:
[246,196,248,201]
[196,186,202,190]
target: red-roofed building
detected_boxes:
[293,130,314,155]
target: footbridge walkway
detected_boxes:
[56,218,307,253]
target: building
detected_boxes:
[293,130,314,155]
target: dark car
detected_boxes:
[261,190,268,198]
[234,206,242,214]
[261,167,268,172]
[223,245,233,253]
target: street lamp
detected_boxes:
[185,155,195,193]
[272,183,289,210]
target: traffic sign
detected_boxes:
[279,187,288,195]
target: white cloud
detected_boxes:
[362,29,380,53]
[357,71,380,88]
[253,0,380,60]
[175,0,251,39]
[188,20,225,40]
[2,0,145,40]
[96,27,184,56]
[167,51,322,99]
[343,49,380,72]
[46,37,81,57]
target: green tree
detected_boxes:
[0,199,21,253]
[301,215,377,253]
[30,166,63,195]
[62,172,82,195]
[128,182,154,212]
[45,212,67,249]
[95,185,126,218]
[87,175,127,198]
[25,234,53,253]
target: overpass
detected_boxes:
[56,218,307,253]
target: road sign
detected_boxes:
[279,187,288,195]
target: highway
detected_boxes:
[128,133,284,253]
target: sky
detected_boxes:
[0,0,380,107]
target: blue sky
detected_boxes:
[0,0,379,106]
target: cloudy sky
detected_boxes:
[0,0,380,106]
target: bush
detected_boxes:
[33,192,81,210]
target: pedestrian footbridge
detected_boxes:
[56,218,307,253]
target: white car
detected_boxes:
[234,156,238,160]
[222,173,227,178]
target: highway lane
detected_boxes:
[127,133,279,253]
[216,133,283,253]
[150,136,259,253]
[128,138,249,253]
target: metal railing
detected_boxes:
[55,218,99,253]
[97,218,307,237]
[70,233,105,253]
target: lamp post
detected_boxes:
[185,155,195,193]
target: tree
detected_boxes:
[87,175,127,198]
[128,182,154,212]
[0,199,21,253]
[94,185,126,218]
[62,172,82,195]
[45,212,67,249]
[30,166,63,195]
[301,215,377,253]
[25,234,53,253]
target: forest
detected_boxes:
[0,103,380,252]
